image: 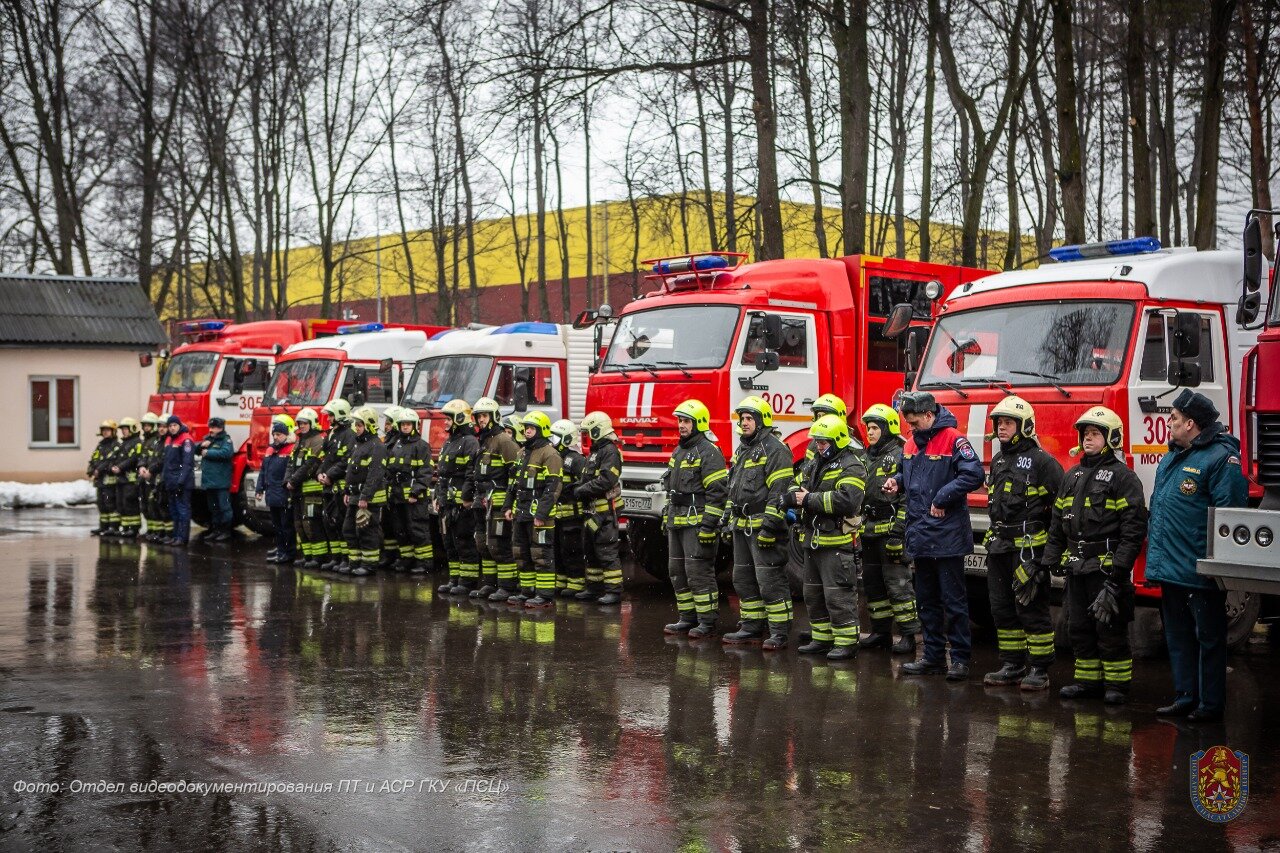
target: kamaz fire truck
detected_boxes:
[1198,212,1279,603]
[577,252,991,577]
[911,237,1265,643]
[401,322,596,447]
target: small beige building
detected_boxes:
[0,274,166,483]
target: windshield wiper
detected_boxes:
[1008,369,1071,398]
[629,362,661,379]
[657,360,693,378]
[917,380,969,399]
[960,377,1016,396]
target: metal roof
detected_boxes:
[0,273,167,347]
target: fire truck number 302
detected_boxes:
[1142,415,1169,445]
[762,393,796,415]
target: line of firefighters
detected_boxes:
[85,389,1222,706]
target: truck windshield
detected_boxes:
[919,301,1136,387]
[602,305,739,371]
[262,359,339,406]
[402,355,493,408]
[158,352,219,393]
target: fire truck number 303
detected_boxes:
[1142,415,1169,446]
[762,393,796,415]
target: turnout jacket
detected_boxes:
[434,427,479,507]
[88,435,121,482]
[725,429,792,543]
[473,424,521,510]
[386,430,434,503]
[984,436,1064,555]
[787,444,867,549]
[114,433,143,483]
[287,429,327,497]
[344,430,388,505]
[504,436,562,523]
[140,430,166,481]
[576,438,623,517]
[320,422,357,490]
[662,432,728,531]
[1042,450,1148,577]
[556,447,588,520]
[860,436,906,541]
[893,406,985,559]
[1145,422,1248,589]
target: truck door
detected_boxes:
[214,357,269,447]
[1127,309,1230,496]
[730,312,818,453]
[491,362,561,421]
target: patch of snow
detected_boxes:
[0,479,97,508]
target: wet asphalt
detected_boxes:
[0,507,1277,851]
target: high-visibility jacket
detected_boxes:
[790,445,867,549]
[473,425,521,509]
[435,427,479,507]
[504,436,562,523]
[984,437,1063,554]
[1043,450,1147,576]
[321,423,357,490]
[556,448,587,520]
[663,432,728,531]
[576,438,623,517]
[344,431,388,505]
[725,429,792,542]
[860,436,906,540]
[288,429,327,496]
[387,431,434,502]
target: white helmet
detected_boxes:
[550,418,577,451]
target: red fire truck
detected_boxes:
[577,251,991,576]
[911,237,1265,643]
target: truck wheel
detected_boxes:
[785,534,805,598]
[243,510,274,537]
[1226,590,1261,652]
[626,518,669,582]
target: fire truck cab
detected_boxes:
[240,324,432,531]
[914,238,1263,641]
[401,322,595,448]
[579,252,990,576]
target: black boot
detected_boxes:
[891,634,917,655]
[410,560,427,574]
[721,621,767,646]
[827,644,857,661]
[900,658,947,675]
[1020,666,1051,692]
[687,619,717,640]
[488,588,512,602]
[861,632,893,650]
[664,613,698,635]
[762,625,790,651]
[574,589,598,601]
[1059,682,1104,700]
[797,639,834,655]
[557,588,578,599]
[596,593,621,606]
[1103,687,1129,706]
[335,562,353,574]
[525,594,555,609]
[983,662,1028,687]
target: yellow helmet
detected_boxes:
[351,405,379,432]
[395,408,420,426]
[502,413,526,443]
[734,395,774,429]
[673,399,711,432]
[521,410,553,439]
[472,397,501,417]
[550,418,577,449]
[811,393,847,420]
[809,413,851,449]
[295,407,320,427]
[271,413,296,433]
[988,396,1036,440]
[118,417,140,433]
[442,399,473,428]
[99,419,118,431]
[1073,406,1124,454]
[322,398,351,420]
[580,411,616,442]
[140,412,163,426]
[861,403,901,437]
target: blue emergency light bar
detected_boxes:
[651,255,731,274]
[1048,236,1161,263]
[493,322,558,335]
[338,322,385,334]
[179,320,227,333]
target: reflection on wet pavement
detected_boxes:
[0,508,1276,851]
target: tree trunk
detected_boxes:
[919,21,936,262]
[1240,0,1274,258]
[1192,0,1235,249]
[1125,0,1155,238]
[745,0,784,259]
[1051,0,1085,244]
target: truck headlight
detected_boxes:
[1257,527,1274,547]
[1233,525,1252,545]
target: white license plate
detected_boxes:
[622,496,653,513]
[964,554,988,573]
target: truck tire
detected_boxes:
[626,518,669,582]
[785,533,805,597]
[1226,590,1261,652]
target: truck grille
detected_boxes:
[1259,414,1280,487]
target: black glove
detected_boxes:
[1045,557,1066,578]
[1087,579,1121,626]
[1012,561,1043,608]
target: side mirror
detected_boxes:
[1240,214,1265,325]
[138,352,153,368]
[754,351,780,372]
[761,314,784,351]
[378,358,393,373]
[905,327,928,373]
[573,309,598,329]
[240,358,258,376]
[350,369,369,407]
[513,381,529,412]
[1170,313,1201,359]
[1168,360,1202,388]
[882,303,914,338]
[904,370,918,390]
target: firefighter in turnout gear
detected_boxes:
[503,410,563,607]
[386,408,434,573]
[575,412,625,605]
[472,398,521,601]
[378,406,406,567]
[88,420,121,535]
[858,404,920,654]
[551,419,588,597]
[722,396,795,649]
[785,414,867,661]
[800,394,853,467]
[288,408,328,568]
[318,398,356,570]
[1043,406,1148,705]
[111,417,144,538]
[138,412,170,541]
[662,399,728,639]
[435,399,481,594]
[982,397,1064,691]
[341,406,389,576]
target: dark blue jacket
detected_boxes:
[256,440,295,508]
[1146,422,1248,589]
[895,406,985,559]
[199,431,235,490]
[162,427,196,491]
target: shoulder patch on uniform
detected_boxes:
[1180,477,1198,496]
[956,438,977,461]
